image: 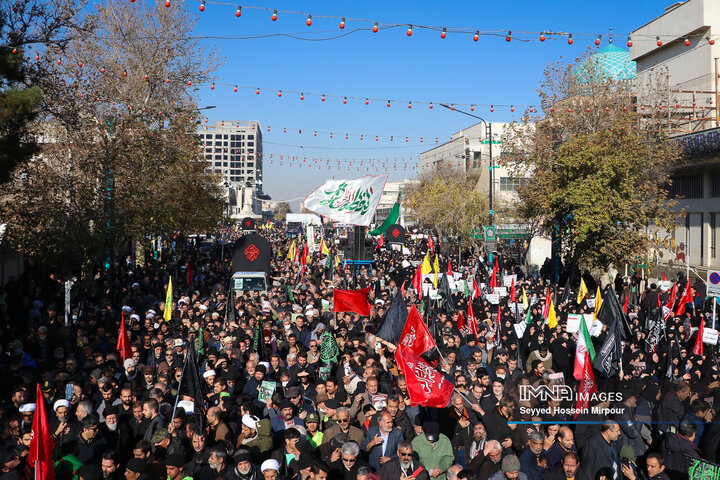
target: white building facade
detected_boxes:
[197,121,265,218]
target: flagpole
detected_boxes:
[170,346,188,423]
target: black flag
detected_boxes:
[596,286,632,341]
[592,317,621,377]
[376,291,408,344]
[177,346,206,430]
[438,273,455,314]
[646,307,665,353]
[225,286,236,327]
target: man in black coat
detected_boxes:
[657,382,691,434]
[579,421,621,480]
[379,441,430,480]
[659,421,701,480]
[542,451,590,480]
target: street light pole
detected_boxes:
[439,104,494,226]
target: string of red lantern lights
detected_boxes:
[181,0,719,47]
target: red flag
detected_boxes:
[398,305,436,356]
[489,261,497,290]
[510,279,516,303]
[574,349,598,419]
[472,277,481,299]
[662,272,667,281]
[333,287,371,316]
[377,235,384,249]
[675,280,694,317]
[457,310,466,336]
[412,264,424,300]
[400,280,406,298]
[693,319,705,356]
[542,289,553,319]
[656,289,662,309]
[29,383,55,480]
[116,312,132,361]
[186,260,192,286]
[622,296,628,315]
[397,348,454,408]
[665,282,678,313]
[427,236,434,253]
[467,301,479,341]
[447,260,453,278]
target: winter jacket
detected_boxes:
[244,418,273,462]
[411,434,455,480]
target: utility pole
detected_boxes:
[439,104,494,225]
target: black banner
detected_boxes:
[231,233,272,274]
[385,224,406,244]
[241,217,256,231]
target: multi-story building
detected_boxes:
[374,179,418,224]
[419,122,532,228]
[197,120,266,218]
[630,0,720,270]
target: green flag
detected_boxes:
[369,202,400,236]
[463,280,471,298]
[319,331,339,364]
[286,284,295,302]
[526,307,532,325]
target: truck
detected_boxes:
[231,271,268,294]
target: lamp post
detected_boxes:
[439,104,494,226]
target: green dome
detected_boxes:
[574,44,636,83]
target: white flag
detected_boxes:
[303,175,388,226]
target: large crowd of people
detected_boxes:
[0,222,717,480]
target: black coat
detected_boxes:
[660,433,700,480]
[579,433,619,480]
[379,457,429,480]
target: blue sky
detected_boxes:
[191,0,669,205]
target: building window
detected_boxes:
[248,135,254,140]
[670,175,704,198]
[223,134,228,139]
[712,173,720,197]
[499,177,530,191]
[473,152,480,169]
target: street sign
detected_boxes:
[484,225,498,253]
[708,270,720,297]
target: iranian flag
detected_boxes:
[303,174,389,226]
[573,315,597,416]
[573,315,596,380]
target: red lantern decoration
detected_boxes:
[300,93,304,100]
[256,88,260,94]
[387,100,390,107]
[568,34,573,45]
[473,31,479,42]
[657,36,663,46]
[188,80,192,86]
[506,31,511,42]
[277,90,281,97]
[164,0,170,7]
[339,18,345,29]
[440,28,446,39]
[235,6,241,17]
[540,34,545,42]
[595,35,601,46]
[306,15,312,26]
[343,97,347,104]
[429,103,433,109]
[510,105,514,112]
[408,102,412,109]
[490,105,494,112]
[365,98,369,105]
[234,85,237,92]
[210,83,214,90]
[271,10,277,21]
[373,22,379,33]
[627,37,633,47]
[199,1,205,12]
[684,37,690,46]
[321,94,325,102]
[407,25,413,36]
[471,105,475,111]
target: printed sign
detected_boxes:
[371,394,388,410]
[503,275,517,288]
[708,270,720,297]
[586,298,596,309]
[703,328,719,345]
[493,287,507,297]
[486,293,500,304]
[258,381,276,402]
